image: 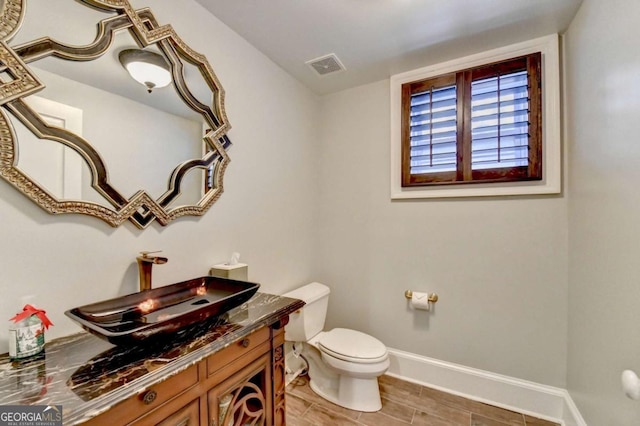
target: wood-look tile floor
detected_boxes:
[285,374,560,426]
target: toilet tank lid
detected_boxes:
[282,282,330,304]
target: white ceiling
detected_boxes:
[195,0,583,95]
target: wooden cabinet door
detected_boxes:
[207,354,272,426]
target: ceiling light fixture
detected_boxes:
[118,49,172,93]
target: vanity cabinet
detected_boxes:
[84,321,287,426]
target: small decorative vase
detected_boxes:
[9,304,53,360]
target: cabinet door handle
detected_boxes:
[241,338,250,348]
[141,389,157,405]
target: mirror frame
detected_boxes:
[0,0,231,228]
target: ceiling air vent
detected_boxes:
[306,53,345,76]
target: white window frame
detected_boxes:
[390,34,561,199]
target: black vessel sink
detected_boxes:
[65,276,260,345]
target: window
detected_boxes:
[390,34,561,199]
[401,53,541,187]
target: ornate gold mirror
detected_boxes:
[0,0,231,228]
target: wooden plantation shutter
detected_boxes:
[402,74,460,185]
[401,52,542,187]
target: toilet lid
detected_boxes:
[317,328,387,362]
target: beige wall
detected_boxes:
[0,0,320,351]
[565,0,640,424]
[315,80,569,387]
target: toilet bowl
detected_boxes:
[283,282,389,412]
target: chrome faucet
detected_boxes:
[136,251,168,292]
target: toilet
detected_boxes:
[283,282,389,412]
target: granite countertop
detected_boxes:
[0,292,304,425]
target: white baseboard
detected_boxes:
[386,348,587,426]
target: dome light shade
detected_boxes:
[118,49,172,93]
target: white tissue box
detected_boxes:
[209,263,248,281]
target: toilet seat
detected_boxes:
[317,328,388,364]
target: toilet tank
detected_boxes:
[282,282,330,342]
